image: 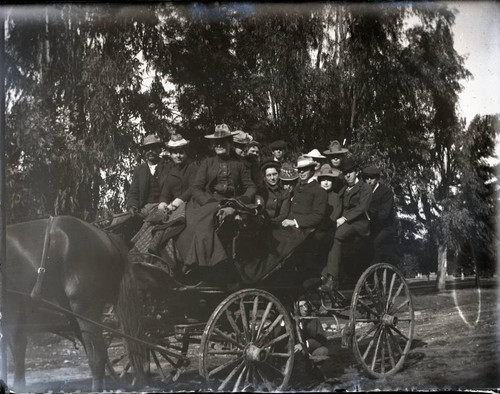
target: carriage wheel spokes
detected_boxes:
[351,263,414,378]
[200,289,295,392]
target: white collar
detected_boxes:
[347,178,359,191]
[372,182,380,193]
[148,162,158,175]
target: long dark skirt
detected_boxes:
[175,201,228,268]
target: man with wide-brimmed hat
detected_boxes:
[304,148,327,182]
[127,134,170,217]
[319,156,372,292]
[258,159,291,225]
[362,165,398,264]
[281,156,327,230]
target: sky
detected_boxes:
[450,1,500,124]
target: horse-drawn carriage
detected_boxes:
[5,199,415,391]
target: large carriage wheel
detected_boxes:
[200,289,295,392]
[350,263,414,378]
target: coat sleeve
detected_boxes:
[179,162,199,202]
[271,191,291,224]
[295,187,327,228]
[344,183,372,223]
[376,186,394,222]
[127,167,141,209]
[159,176,172,204]
[191,159,215,206]
[239,162,257,203]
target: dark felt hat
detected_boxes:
[233,130,253,144]
[269,140,287,150]
[205,124,238,139]
[323,140,349,156]
[362,166,381,177]
[141,134,164,148]
[317,164,342,179]
[260,159,281,173]
[341,156,358,173]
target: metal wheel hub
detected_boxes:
[245,344,268,362]
[382,313,398,327]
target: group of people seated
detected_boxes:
[126,124,397,292]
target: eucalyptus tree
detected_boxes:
[5,4,161,222]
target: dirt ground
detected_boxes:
[8,282,500,392]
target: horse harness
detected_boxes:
[30,216,54,302]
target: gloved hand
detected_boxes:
[128,206,138,217]
[217,207,236,222]
[169,198,184,211]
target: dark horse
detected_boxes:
[5,216,146,391]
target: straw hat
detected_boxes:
[295,156,318,169]
[279,164,299,181]
[166,134,189,149]
[305,149,326,159]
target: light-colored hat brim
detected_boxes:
[323,148,348,155]
[167,139,189,148]
[318,173,341,179]
[296,161,318,169]
[204,131,239,139]
[141,142,164,148]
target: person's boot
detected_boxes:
[148,231,163,255]
[318,274,339,292]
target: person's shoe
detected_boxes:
[318,275,339,292]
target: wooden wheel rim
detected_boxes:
[350,263,414,378]
[200,289,295,392]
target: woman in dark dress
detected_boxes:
[175,124,256,269]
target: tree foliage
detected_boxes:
[4,3,496,276]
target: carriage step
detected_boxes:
[174,322,206,341]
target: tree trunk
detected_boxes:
[436,243,447,291]
[468,238,481,288]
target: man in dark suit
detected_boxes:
[320,156,372,291]
[127,134,170,217]
[362,166,398,264]
[281,156,327,230]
